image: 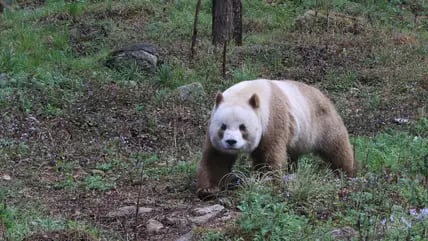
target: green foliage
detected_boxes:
[355,131,428,175]
[0,201,104,241]
[236,180,307,241]
[201,231,230,241]
[146,0,211,42]
[283,161,337,213]
[205,132,428,240]
[96,158,129,172]
[1,0,428,240]
[410,117,428,137]
[84,175,116,191]
[154,63,195,88]
[231,61,261,82]
[66,1,86,17]
[324,70,357,92]
[129,152,197,180]
[0,193,14,234]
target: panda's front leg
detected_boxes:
[250,138,288,173]
[196,138,237,199]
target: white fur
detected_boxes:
[209,104,260,154]
[222,79,271,132]
[209,79,273,154]
[272,80,313,152]
[209,79,314,155]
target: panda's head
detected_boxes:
[209,92,262,154]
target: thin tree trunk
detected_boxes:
[222,40,227,78]
[190,0,202,59]
[232,0,242,46]
[212,0,233,46]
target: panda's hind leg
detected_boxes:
[317,126,356,177]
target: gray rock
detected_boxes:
[0,73,8,87]
[192,204,224,216]
[417,208,428,220]
[165,216,190,229]
[2,174,11,181]
[392,117,410,125]
[331,226,358,240]
[107,205,153,218]
[177,82,205,102]
[176,230,194,241]
[217,210,239,222]
[147,219,164,233]
[106,43,159,72]
[410,207,428,221]
[189,204,225,225]
[189,214,215,225]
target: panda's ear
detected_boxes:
[249,94,260,109]
[215,92,224,107]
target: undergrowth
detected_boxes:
[0,0,427,240]
[211,127,428,241]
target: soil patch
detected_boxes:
[23,230,95,241]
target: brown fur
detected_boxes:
[196,135,237,198]
[197,80,355,199]
[250,82,295,171]
[292,81,355,176]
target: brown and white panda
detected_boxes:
[197,79,356,199]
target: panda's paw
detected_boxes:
[197,187,220,200]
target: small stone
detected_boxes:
[128,80,137,87]
[147,219,164,233]
[2,174,11,181]
[410,208,418,216]
[392,117,410,125]
[189,204,225,225]
[107,206,153,218]
[0,73,8,87]
[189,214,215,225]
[91,169,105,176]
[417,208,428,220]
[176,230,194,241]
[177,82,205,102]
[217,210,239,222]
[331,226,358,240]
[138,207,153,213]
[165,216,189,229]
[192,204,224,216]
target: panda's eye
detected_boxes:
[239,124,246,131]
[221,124,227,130]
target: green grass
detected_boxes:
[203,128,428,240]
[132,152,197,180]
[0,199,105,241]
[1,0,427,240]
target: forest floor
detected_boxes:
[0,1,427,240]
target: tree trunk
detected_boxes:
[232,0,242,46]
[222,41,227,78]
[212,0,243,78]
[212,0,233,45]
[190,0,202,59]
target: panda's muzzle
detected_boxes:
[225,139,237,146]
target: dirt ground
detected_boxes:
[1,1,427,241]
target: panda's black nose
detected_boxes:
[226,139,237,146]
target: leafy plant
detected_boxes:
[84,175,116,191]
[282,161,337,213]
[236,181,307,241]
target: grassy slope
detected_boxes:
[0,0,427,240]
